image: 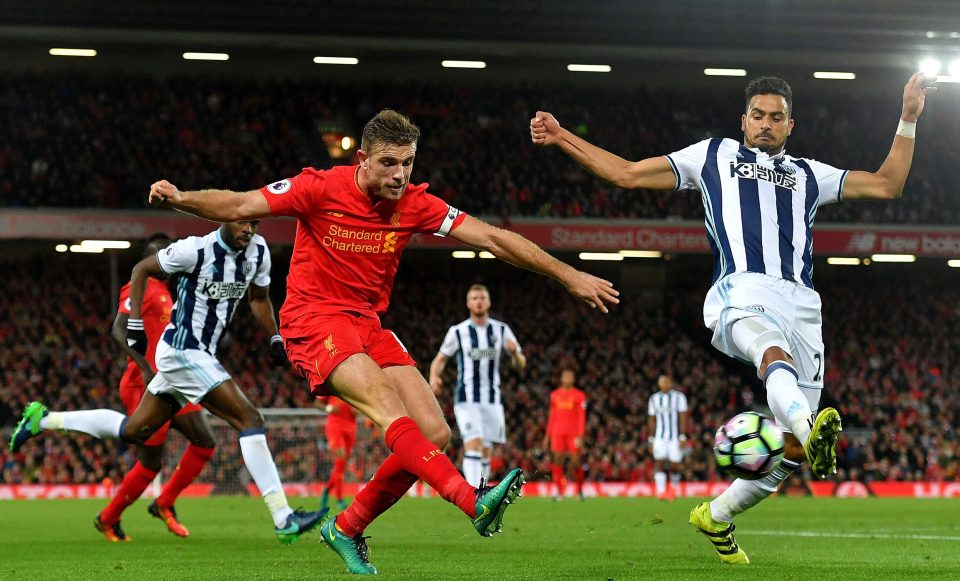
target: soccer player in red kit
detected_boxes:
[318,396,357,512]
[146,109,619,574]
[98,233,217,541]
[543,369,587,499]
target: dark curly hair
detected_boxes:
[745,77,793,115]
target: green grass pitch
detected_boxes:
[1,496,957,580]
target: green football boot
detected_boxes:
[9,401,48,452]
[274,508,327,545]
[319,516,377,575]
[472,468,525,537]
[689,502,749,564]
[803,407,842,478]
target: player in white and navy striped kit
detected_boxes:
[11,221,326,543]
[532,73,935,563]
[430,284,525,487]
[647,375,688,500]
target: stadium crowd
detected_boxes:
[2,252,957,489]
[3,73,960,224]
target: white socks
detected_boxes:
[463,452,484,487]
[654,471,667,496]
[482,459,491,482]
[764,362,812,444]
[239,431,293,528]
[710,459,800,522]
[41,410,126,439]
[670,473,681,490]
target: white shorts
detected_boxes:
[704,272,824,417]
[652,438,683,463]
[453,403,506,445]
[147,340,232,405]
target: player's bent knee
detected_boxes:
[137,446,164,472]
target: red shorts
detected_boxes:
[550,433,582,454]
[325,422,357,452]
[119,368,204,447]
[284,311,416,396]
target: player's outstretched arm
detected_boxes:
[148,180,272,222]
[248,285,286,366]
[126,255,166,355]
[111,313,156,385]
[530,111,676,190]
[450,215,620,313]
[841,73,936,200]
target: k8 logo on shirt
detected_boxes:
[199,279,250,299]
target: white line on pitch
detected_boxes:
[741,530,960,542]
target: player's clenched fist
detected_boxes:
[149,179,182,207]
[530,111,562,147]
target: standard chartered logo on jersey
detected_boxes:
[323,224,398,254]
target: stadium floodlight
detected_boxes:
[579,252,624,261]
[478,251,496,259]
[813,71,856,80]
[826,257,861,265]
[704,68,747,77]
[948,259,960,268]
[183,52,230,61]
[937,75,960,83]
[313,56,359,65]
[55,244,68,253]
[69,244,104,253]
[870,253,916,263]
[619,250,662,258]
[567,64,612,73]
[341,136,353,150]
[452,250,477,259]
[919,58,941,76]
[49,48,97,57]
[441,60,486,69]
[79,240,132,250]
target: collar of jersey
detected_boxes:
[743,144,787,161]
[215,229,240,254]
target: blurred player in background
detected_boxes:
[318,395,357,512]
[11,222,326,545]
[97,233,217,541]
[430,284,525,487]
[543,369,586,500]
[646,374,688,501]
[532,72,934,563]
[141,109,618,574]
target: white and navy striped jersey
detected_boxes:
[157,229,271,355]
[666,138,847,288]
[439,318,520,405]
[648,390,689,441]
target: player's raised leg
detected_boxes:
[200,379,326,545]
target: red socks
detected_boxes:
[156,444,215,508]
[575,466,585,494]
[100,461,157,525]
[336,453,418,537]
[551,463,565,488]
[328,457,347,499]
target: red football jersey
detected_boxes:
[319,395,357,425]
[260,165,466,321]
[117,277,173,372]
[546,386,587,437]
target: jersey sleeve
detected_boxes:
[647,395,656,416]
[259,168,327,218]
[545,391,556,436]
[665,139,712,191]
[805,158,848,206]
[156,238,200,275]
[502,324,521,353]
[577,393,587,436]
[439,327,460,357]
[678,393,689,413]
[415,191,467,237]
[117,283,132,315]
[253,240,272,287]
